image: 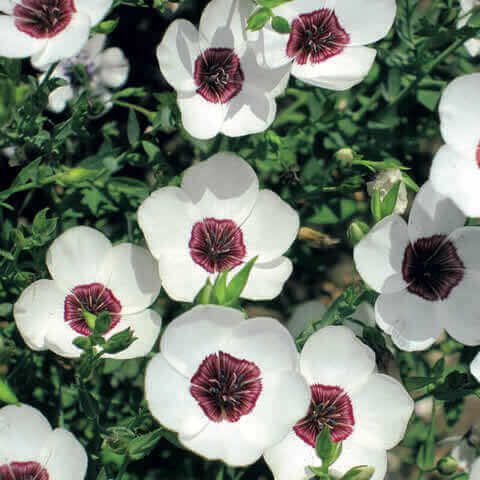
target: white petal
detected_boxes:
[241,190,298,263]
[471,352,480,382]
[465,38,480,57]
[472,458,480,479]
[334,0,396,45]
[98,47,129,88]
[227,317,299,374]
[239,257,293,301]
[291,47,376,91]
[239,371,310,450]
[430,144,480,218]
[439,73,480,160]
[330,440,387,480]
[437,269,480,346]
[408,181,466,243]
[353,215,409,293]
[0,16,45,58]
[98,243,161,314]
[13,279,66,351]
[48,85,74,113]
[0,0,14,14]
[182,152,259,224]
[103,309,162,360]
[264,431,319,480]
[157,251,209,303]
[375,290,441,351]
[137,186,200,258]
[178,91,226,139]
[180,421,263,467]
[145,354,208,437]
[349,374,413,450]
[352,302,376,328]
[44,318,82,358]
[199,0,253,51]
[31,12,91,68]
[161,305,244,377]
[74,0,112,25]
[0,404,52,463]
[156,19,198,92]
[450,226,480,271]
[40,429,87,480]
[46,226,112,291]
[287,300,326,338]
[257,27,292,69]
[85,33,106,57]
[300,326,376,392]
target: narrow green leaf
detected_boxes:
[246,7,271,31]
[102,328,137,354]
[128,429,164,460]
[417,401,436,471]
[340,465,375,480]
[127,109,140,147]
[405,376,435,391]
[193,278,213,305]
[212,270,229,305]
[73,336,92,351]
[271,16,291,33]
[0,377,19,405]
[225,256,258,305]
[315,427,342,467]
[370,190,382,223]
[380,181,401,217]
[94,312,112,335]
[257,0,292,7]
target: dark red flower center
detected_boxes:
[189,218,246,274]
[190,351,262,423]
[286,9,349,65]
[64,282,121,336]
[294,384,354,447]
[194,48,244,104]
[13,0,75,39]
[402,235,464,302]
[0,461,49,480]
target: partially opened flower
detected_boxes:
[145,305,310,466]
[14,226,162,359]
[430,73,480,217]
[156,0,289,139]
[0,0,113,68]
[458,0,480,57]
[39,34,129,113]
[263,326,413,480]
[354,181,480,351]
[138,153,299,302]
[255,0,396,90]
[0,404,87,480]
[367,168,408,215]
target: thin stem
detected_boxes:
[352,89,382,122]
[39,61,59,88]
[112,100,155,120]
[115,456,130,480]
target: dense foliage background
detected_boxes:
[1,0,480,479]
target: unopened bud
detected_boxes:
[298,227,339,248]
[437,456,458,476]
[59,168,98,185]
[366,168,408,215]
[347,220,370,245]
[340,465,375,480]
[335,148,354,164]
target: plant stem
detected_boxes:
[115,456,130,480]
[112,100,155,120]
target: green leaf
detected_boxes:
[128,429,164,460]
[380,181,401,217]
[246,7,271,31]
[370,190,382,223]
[432,358,445,379]
[78,387,99,421]
[127,109,140,147]
[315,427,342,467]
[417,400,436,471]
[194,278,213,305]
[225,256,258,305]
[32,208,57,240]
[91,18,119,34]
[95,468,108,480]
[271,15,291,33]
[340,465,375,480]
[417,89,441,112]
[0,377,19,405]
[94,311,112,335]
[212,270,229,305]
[257,0,292,7]
[73,336,92,351]
[102,328,137,354]
[405,376,434,391]
[308,467,330,479]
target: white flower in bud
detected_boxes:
[366,169,408,215]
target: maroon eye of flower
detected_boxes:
[190,351,262,423]
[194,48,244,104]
[0,461,49,480]
[13,0,76,39]
[294,384,354,447]
[64,282,121,336]
[286,9,350,65]
[402,235,464,301]
[189,218,246,274]
[476,140,480,168]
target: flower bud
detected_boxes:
[335,148,354,164]
[59,168,99,185]
[437,456,458,476]
[340,465,375,480]
[366,168,408,215]
[347,220,370,245]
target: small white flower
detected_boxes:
[39,34,129,113]
[472,458,480,479]
[263,326,413,480]
[156,0,289,139]
[367,169,408,215]
[0,0,113,68]
[471,352,480,382]
[255,0,396,90]
[138,153,299,302]
[430,73,480,217]
[0,404,87,480]
[354,180,480,351]
[145,304,310,466]
[458,0,480,57]
[14,226,162,359]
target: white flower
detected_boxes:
[0,0,113,68]
[144,304,310,466]
[366,169,408,215]
[255,0,396,90]
[452,438,477,472]
[263,326,413,480]
[471,352,480,382]
[458,0,480,57]
[0,404,87,480]
[472,458,480,479]
[39,34,129,113]
[354,180,480,351]
[14,226,162,359]
[156,0,289,139]
[430,73,480,217]
[138,153,299,302]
